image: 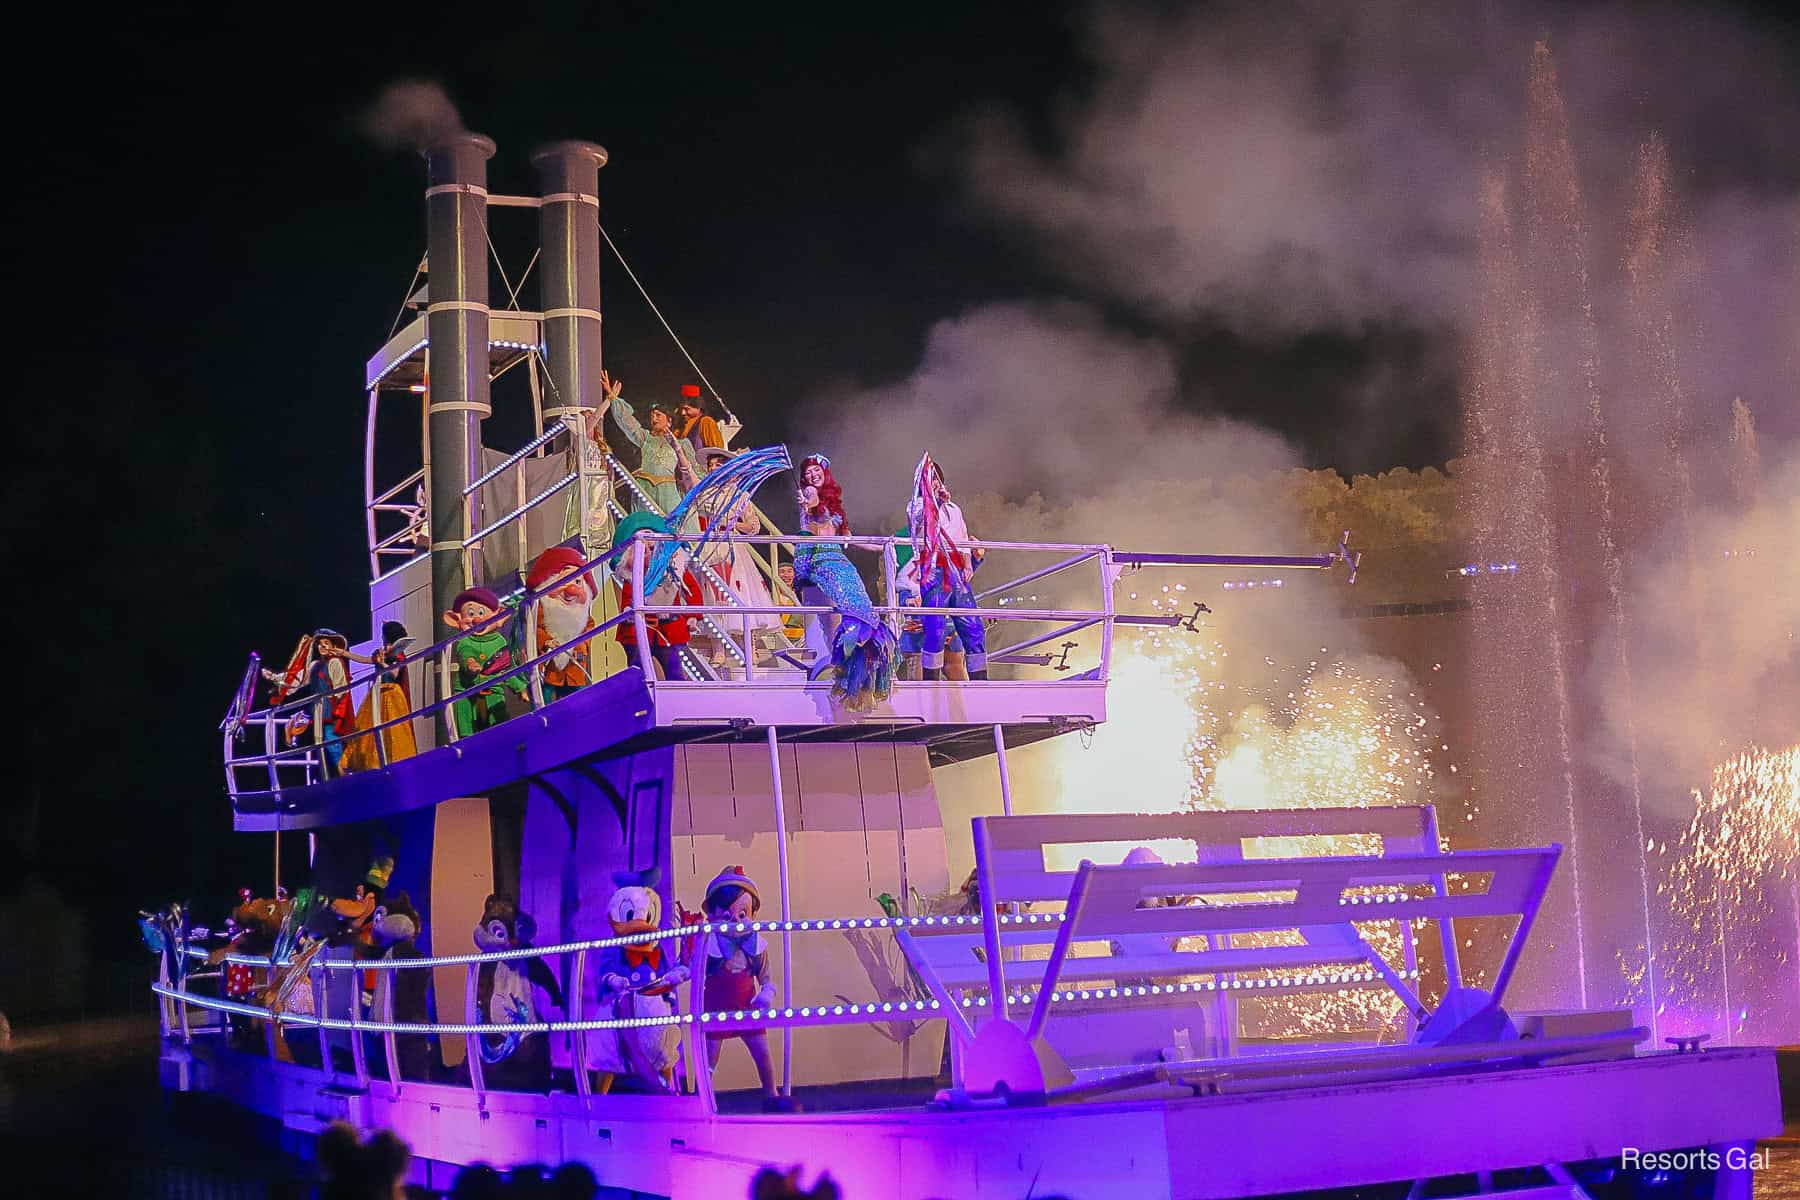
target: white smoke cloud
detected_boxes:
[799,300,1295,529]
[1596,451,1800,802]
[362,80,467,150]
[951,0,1800,369]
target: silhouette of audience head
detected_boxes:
[752,1166,842,1200]
[317,1122,410,1200]
[448,1164,508,1200]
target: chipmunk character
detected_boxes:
[367,891,432,1080]
[587,868,689,1094]
[471,893,564,1090]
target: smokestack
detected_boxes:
[423,132,496,639]
[530,141,608,430]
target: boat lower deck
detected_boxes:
[165,1037,1783,1199]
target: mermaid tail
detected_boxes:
[828,616,896,712]
[793,538,893,709]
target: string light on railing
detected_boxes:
[158,957,1417,1036]
[1453,562,1519,578]
[186,911,1071,972]
[372,339,429,388]
[1221,579,1286,591]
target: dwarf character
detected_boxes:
[588,868,689,1094]
[443,588,526,737]
[526,546,597,703]
[609,512,703,682]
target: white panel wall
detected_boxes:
[670,743,950,1091]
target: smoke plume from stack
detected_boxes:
[362,80,467,150]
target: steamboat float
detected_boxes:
[146,132,1784,1198]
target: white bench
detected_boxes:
[898,807,1558,1080]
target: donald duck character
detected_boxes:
[589,867,689,1094]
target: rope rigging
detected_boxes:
[599,223,741,427]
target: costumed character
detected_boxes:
[340,622,418,773]
[526,545,598,703]
[328,857,394,954]
[604,370,701,518]
[700,866,782,1104]
[791,456,894,710]
[263,630,357,774]
[612,444,796,682]
[471,893,564,1091]
[775,562,807,650]
[587,868,689,1094]
[138,901,194,994]
[206,890,293,1027]
[696,460,784,666]
[443,588,526,737]
[906,453,988,681]
[610,512,702,681]
[367,891,433,1080]
[891,530,965,680]
[321,857,393,1060]
[676,384,726,456]
[255,888,328,1064]
[562,404,616,550]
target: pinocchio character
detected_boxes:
[701,865,781,1104]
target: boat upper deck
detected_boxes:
[221,532,1353,831]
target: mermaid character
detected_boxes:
[792,455,893,710]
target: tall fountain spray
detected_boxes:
[1459,43,1687,1026]
[1622,133,1726,1039]
[1460,167,1589,1007]
[1519,41,1658,1034]
[1726,398,1762,509]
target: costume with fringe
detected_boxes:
[791,532,895,710]
[906,453,988,674]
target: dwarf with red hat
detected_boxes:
[526,545,598,703]
[700,865,781,1103]
[609,512,704,681]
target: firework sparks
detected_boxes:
[1647,745,1800,1042]
[1038,627,1462,1039]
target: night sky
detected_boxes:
[4,2,1793,1005]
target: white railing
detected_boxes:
[222,529,1352,804]
[158,913,1010,1111]
[152,904,1418,1113]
